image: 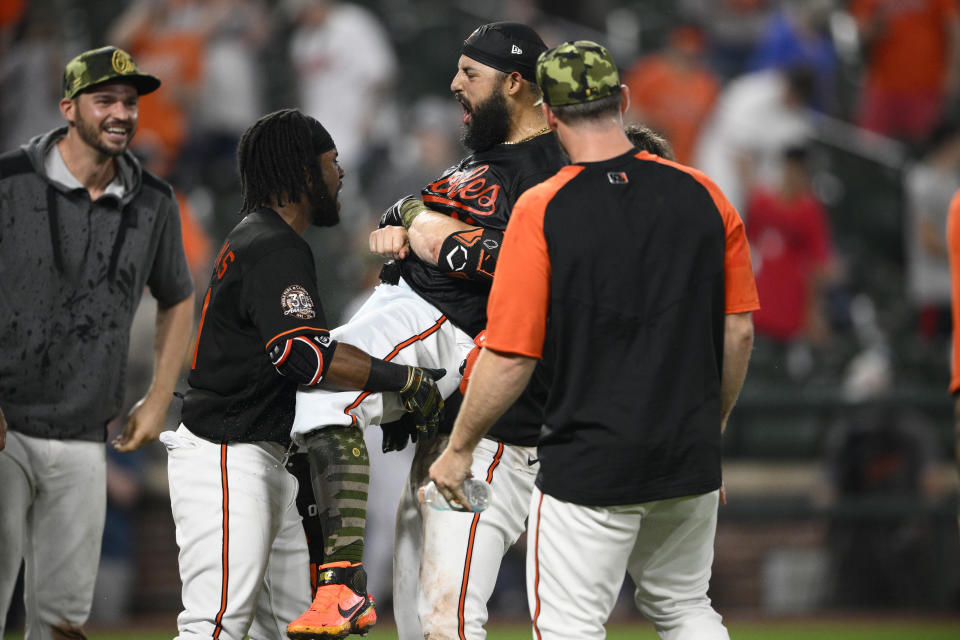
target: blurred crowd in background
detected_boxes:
[2,0,959,627]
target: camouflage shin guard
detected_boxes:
[305,425,369,563]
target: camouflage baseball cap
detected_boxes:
[535,40,620,107]
[62,46,161,100]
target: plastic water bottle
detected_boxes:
[418,478,490,513]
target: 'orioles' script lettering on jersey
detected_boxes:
[395,133,567,449]
[401,132,566,339]
[423,164,501,220]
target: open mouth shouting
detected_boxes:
[456,95,473,125]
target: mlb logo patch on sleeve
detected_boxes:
[607,171,628,184]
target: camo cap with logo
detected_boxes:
[62,46,161,100]
[535,40,621,107]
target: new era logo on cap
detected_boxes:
[460,21,546,81]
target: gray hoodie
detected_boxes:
[0,128,194,441]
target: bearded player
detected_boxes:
[166,109,443,640]
[285,21,566,640]
[368,22,568,640]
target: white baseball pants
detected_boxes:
[527,488,729,640]
[292,279,473,440]
[163,425,310,640]
[0,431,105,640]
[393,435,538,640]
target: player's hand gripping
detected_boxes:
[113,393,168,452]
[370,225,411,260]
[429,443,475,509]
[398,366,445,442]
[380,412,422,453]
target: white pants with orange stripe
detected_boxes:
[292,279,473,440]
[163,425,311,640]
[527,488,729,640]
[393,434,538,640]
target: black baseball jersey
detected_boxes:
[182,208,330,444]
[401,132,565,447]
[399,132,566,338]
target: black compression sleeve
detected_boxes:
[366,358,409,392]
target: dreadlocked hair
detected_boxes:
[237,109,325,214]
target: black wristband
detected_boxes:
[366,358,409,392]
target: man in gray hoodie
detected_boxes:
[0,46,195,639]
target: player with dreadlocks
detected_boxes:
[163,108,444,640]
[625,123,675,160]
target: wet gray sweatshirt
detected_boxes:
[0,128,193,441]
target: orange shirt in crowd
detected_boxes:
[946,188,960,393]
[850,0,959,93]
[175,189,212,283]
[126,29,205,164]
[624,55,719,166]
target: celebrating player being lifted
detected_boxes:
[375,38,678,640]
[164,109,444,640]
[287,21,567,640]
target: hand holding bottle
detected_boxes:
[419,478,490,513]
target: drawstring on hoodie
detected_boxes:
[45,184,65,274]
[107,202,136,283]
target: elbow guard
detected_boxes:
[268,332,337,386]
[438,227,502,283]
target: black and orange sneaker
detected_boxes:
[286,561,377,639]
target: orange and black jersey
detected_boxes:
[402,131,566,447]
[182,208,330,444]
[400,131,566,338]
[485,150,760,506]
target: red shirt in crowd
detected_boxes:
[746,187,833,342]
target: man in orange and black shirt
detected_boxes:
[431,41,759,639]
[339,21,567,640]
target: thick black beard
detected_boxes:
[309,181,340,227]
[462,89,511,152]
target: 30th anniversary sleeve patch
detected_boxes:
[281,284,316,319]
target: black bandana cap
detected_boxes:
[310,119,335,155]
[461,22,547,82]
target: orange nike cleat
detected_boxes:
[287,561,377,639]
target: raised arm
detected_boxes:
[369,208,471,263]
[407,210,475,265]
[371,195,504,282]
